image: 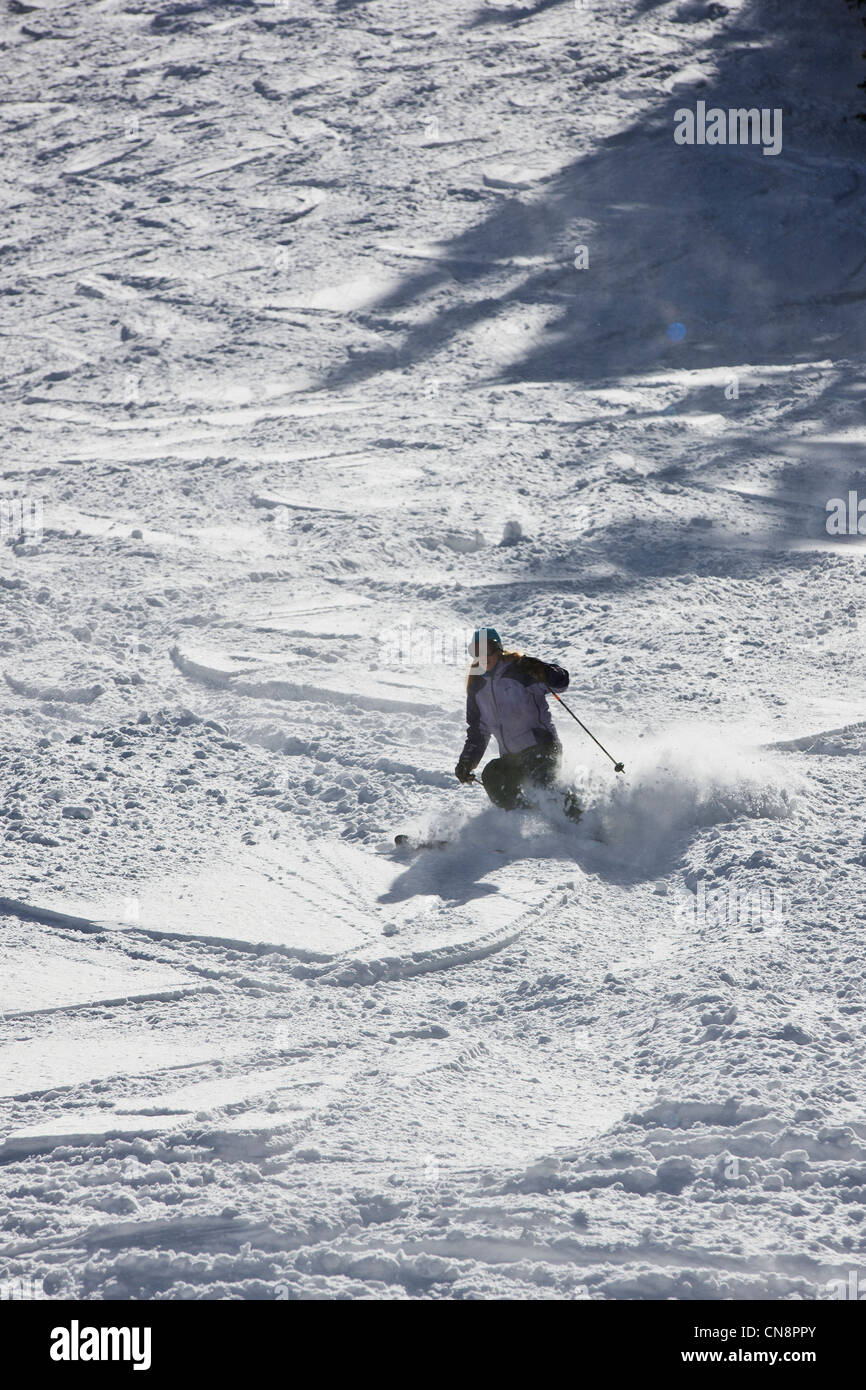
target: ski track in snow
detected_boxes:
[1,0,866,1300]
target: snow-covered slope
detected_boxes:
[1,0,865,1300]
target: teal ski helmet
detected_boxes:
[467,626,502,656]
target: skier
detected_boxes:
[455,627,580,816]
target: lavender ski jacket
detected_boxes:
[459,655,569,766]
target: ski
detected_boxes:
[394,834,450,851]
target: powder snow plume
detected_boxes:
[401,729,798,874]
[567,728,800,869]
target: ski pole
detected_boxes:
[547,688,625,773]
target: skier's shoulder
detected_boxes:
[496,649,530,673]
[508,652,546,678]
[510,652,569,690]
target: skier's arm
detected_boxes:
[519,655,569,692]
[543,660,569,693]
[458,680,489,771]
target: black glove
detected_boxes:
[455,759,476,784]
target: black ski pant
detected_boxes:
[480,741,561,811]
